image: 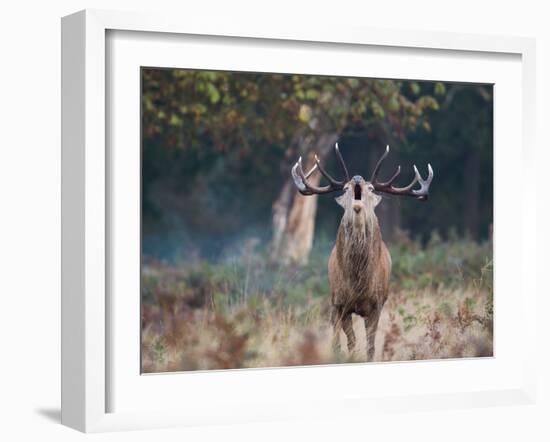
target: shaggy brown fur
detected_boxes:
[328,177,391,361]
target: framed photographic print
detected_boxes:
[61,9,537,432]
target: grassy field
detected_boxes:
[141,232,493,373]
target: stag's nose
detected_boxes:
[352,175,363,183]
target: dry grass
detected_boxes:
[141,235,493,372]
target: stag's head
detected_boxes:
[291,143,434,220]
[335,175,382,217]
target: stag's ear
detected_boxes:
[335,194,346,209]
[372,193,382,207]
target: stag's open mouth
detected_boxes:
[354,184,362,201]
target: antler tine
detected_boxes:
[291,158,312,195]
[293,157,317,195]
[390,167,418,192]
[411,164,434,200]
[290,142,350,196]
[290,156,337,195]
[370,145,390,183]
[304,163,318,179]
[335,143,350,182]
[315,154,344,186]
[378,165,402,187]
[370,145,434,201]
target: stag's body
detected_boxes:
[291,143,433,361]
[328,184,391,360]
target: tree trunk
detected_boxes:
[271,132,338,265]
[270,179,293,261]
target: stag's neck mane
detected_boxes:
[336,208,383,280]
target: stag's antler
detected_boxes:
[291,143,350,195]
[370,145,434,201]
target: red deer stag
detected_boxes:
[291,144,433,361]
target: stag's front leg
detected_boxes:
[342,313,356,353]
[330,306,344,352]
[364,311,381,362]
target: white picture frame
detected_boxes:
[61,9,537,433]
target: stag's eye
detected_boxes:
[354,184,362,200]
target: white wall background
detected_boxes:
[0,1,547,440]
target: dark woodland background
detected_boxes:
[140,69,493,372]
[141,69,492,262]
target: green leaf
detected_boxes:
[418,96,439,111]
[305,89,320,100]
[371,101,385,118]
[169,114,182,126]
[206,83,220,104]
[387,95,400,112]
[298,104,312,123]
